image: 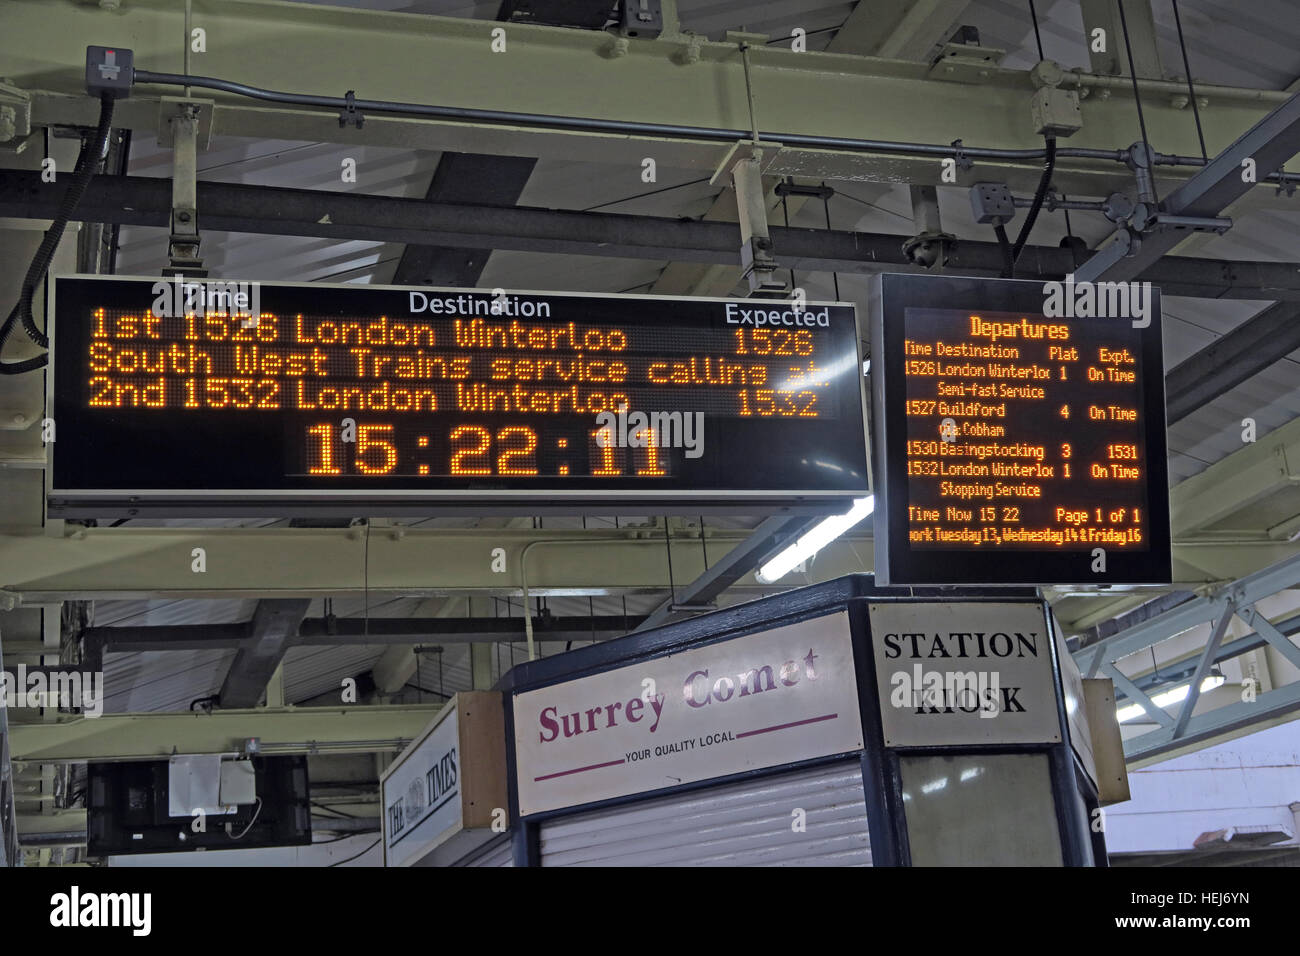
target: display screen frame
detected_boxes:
[871,272,1171,586]
[48,274,871,518]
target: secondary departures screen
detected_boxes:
[872,273,1171,586]
[49,276,869,516]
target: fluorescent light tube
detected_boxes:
[757,495,874,583]
[1115,673,1227,723]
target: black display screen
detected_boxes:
[50,276,869,516]
[871,273,1171,585]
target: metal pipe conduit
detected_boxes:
[131,68,1292,185]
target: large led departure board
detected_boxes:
[49,276,869,516]
[871,273,1170,585]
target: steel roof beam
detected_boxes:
[4,171,1300,300]
[1078,551,1300,674]
[390,152,537,287]
[634,515,815,632]
[1165,301,1300,425]
[1171,416,1300,537]
[217,598,311,708]
[1113,609,1300,699]
[1123,679,1300,766]
[83,614,643,649]
[7,705,443,763]
[1074,91,1300,284]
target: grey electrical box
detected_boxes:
[1031,86,1083,137]
[85,46,133,99]
[621,0,663,38]
[220,759,258,808]
[969,182,1016,224]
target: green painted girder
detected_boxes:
[8,704,443,763]
[3,0,1292,194]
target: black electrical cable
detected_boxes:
[766,25,838,45]
[994,223,1015,277]
[1171,0,1208,161]
[582,176,711,212]
[0,94,115,375]
[313,830,380,845]
[782,191,795,290]
[1010,135,1057,274]
[1028,0,1045,60]
[821,184,841,300]
[328,836,381,867]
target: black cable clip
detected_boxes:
[1275,170,1296,198]
[338,90,364,129]
[950,139,974,171]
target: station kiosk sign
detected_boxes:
[500,576,1120,867]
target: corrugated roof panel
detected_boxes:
[102,649,236,713]
[92,599,260,628]
[282,644,388,703]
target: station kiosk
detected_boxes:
[487,574,1121,866]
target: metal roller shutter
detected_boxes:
[539,759,871,866]
[455,836,514,867]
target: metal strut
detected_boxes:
[164,103,205,278]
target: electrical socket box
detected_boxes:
[621,0,663,38]
[969,182,1016,224]
[85,46,133,99]
[220,759,258,808]
[1031,86,1083,137]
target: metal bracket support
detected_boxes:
[0,80,32,145]
[903,184,955,268]
[338,90,364,129]
[927,41,1007,83]
[950,139,974,171]
[734,152,783,295]
[1171,603,1235,740]
[713,140,787,295]
[165,102,206,278]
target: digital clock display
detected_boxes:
[871,273,1171,585]
[49,276,869,516]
